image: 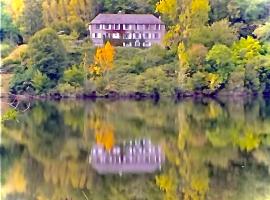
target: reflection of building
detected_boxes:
[89,13,166,47]
[89,138,165,174]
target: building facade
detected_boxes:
[89,14,166,47]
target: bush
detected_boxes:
[50,21,71,35]
[32,70,52,94]
[70,19,87,38]
[1,44,28,65]
[136,67,176,96]
[56,83,83,94]
[9,67,35,94]
[62,65,84,87]
[28,28,67,84]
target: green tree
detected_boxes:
[28,28,67,85]
[32,70,51,93]
[254,22,270,43]
[19,0,44,37]
[63,65,84,87]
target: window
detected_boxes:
[135,24,139,30]
[135,40,140,47]
[96,24,100,29]
[135,33,140,39]
[124,33,132,39]
[104,24,110,30]
[154,33,159,39]
[155,24,160,30]
[143,41,151,47]
[144,24,150,30]
[144,33,150,39]
[112,33,120,39]
[115,24,120,30]
[92,33,102,38]
[124,24,130,30]
[92,33,98,38]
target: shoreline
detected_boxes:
[1,90,269,101]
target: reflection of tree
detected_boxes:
[1,98,270,200]
[156,98,270,200]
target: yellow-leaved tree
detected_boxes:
[89,41,115,78]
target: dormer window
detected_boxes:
[124,24,130,30]
[145,24,150,30]
[115,24,120,30]
[104,24,110,30]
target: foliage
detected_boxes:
[32,70,51,94]
[0,1,20,43]
[254,22,270,43]
[89,41,115,78]
[28,28,67,84]
[50,21,72,35]
[9,67,35,94]
[63,65,84,87]
[1,108,18,123]
[19,0,44,37]
[1,44,28,65]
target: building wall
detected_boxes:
[89,23,166,47]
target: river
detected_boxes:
[1,97,270,200]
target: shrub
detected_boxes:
[136,67,176,95]
[62,65,84,87]
[70,19,87,38]
[28,28,67,84]
[9,67,35,94]
[1,44,28,65]
[32,70,51,94]
[50,21,71,35]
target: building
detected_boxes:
[89,13,166,47]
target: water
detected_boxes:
[1,97,270,200]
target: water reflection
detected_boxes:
[1,98,270,200]
[90,139,165,174]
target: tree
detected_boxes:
[0,1,20,43]
[19,0,44,37]
[28,28,67,84]
[32,70,51,93]
[63,65,84,87]
[254,22,270,43]
[89,41,115,77]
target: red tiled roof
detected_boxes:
[90,14,164,24]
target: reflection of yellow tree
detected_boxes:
[2,161,27,197]
[91,118,115,151]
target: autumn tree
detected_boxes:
[89,41,115,78]
[19,0,44,37]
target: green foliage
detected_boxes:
[70,19,87,38]
[32,70,51,94]
[19,0,44,37]
[254,22,270,43]
[63,65,84,87]
[50,21,71,35]
[232,36,263,66]
[136,67,176,95]
[0,1,20,43]
[1,108,18,123]
[28,28,67,84]
[190,19,237,48]
[9,67,35,94]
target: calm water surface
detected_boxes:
[1,97,270,200]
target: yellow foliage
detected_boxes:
[207,73,219,90]
[89,41,115,77]
[156,0,177,19]
[2,44,28,64]
[2,161,27,197]
[91,118,115,151]
[237,130,261,152]
[178,42,189,69]
[5,0,24,22]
